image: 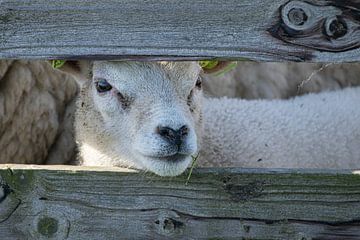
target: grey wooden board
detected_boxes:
[0,165,360,239]
[0,0,360,62]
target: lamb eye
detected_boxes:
[195,77,202,89]
[95,79,112,93]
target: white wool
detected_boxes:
[199,87,360,169]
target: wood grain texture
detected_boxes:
[0,165,359,239]
[0,0,359,62]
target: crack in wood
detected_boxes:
[140,207,360,226]
[170,208,360,239]
[183,209,360,226]
[0,198,21,224]
[148,208,360,239]
[0,182,12,203]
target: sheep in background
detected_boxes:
[203,62,360,99]
[58,61,360,176]
[0,60,78,164]
[201,87,360,169]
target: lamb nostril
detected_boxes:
[156,126,177,142]
[179,125,189,137]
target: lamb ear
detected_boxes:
[201,61,237,75]
[52,60,93,86]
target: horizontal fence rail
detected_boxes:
[0,0,360,61]
[0,165,359,239]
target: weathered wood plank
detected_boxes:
[0,0,359,62]
[0,165,359,239]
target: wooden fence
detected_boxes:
[0,0,359,61]
[1,0,360,239]
[1,165,360,239]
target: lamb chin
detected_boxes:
[142,155,192,176]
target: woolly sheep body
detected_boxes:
[203,62,360,99]
[0,60,78,164]
[200,87,360,169]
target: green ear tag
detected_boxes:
[199,60,219,70]
[199,61,239,76]
[51,60,66,69]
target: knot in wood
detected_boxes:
[280,1,314,31]
[325,18,348,39]
[288,8,308,26]
[163,218,184,231]
[156,217,185,236]
[37,216,59,237]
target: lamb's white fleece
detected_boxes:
[199,87,360,169]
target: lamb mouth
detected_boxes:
[146,153,189,163]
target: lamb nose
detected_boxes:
[156,125,189,146]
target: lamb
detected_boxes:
[58,61,360,176]
[59,61,202,176]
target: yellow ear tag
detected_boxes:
[51,60,66,69]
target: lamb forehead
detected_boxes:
[159,61,201,80]
[93,61,201,87]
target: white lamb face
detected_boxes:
[76,61,203,176]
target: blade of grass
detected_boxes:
[185,154,199,185]
[51,60,66,69]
